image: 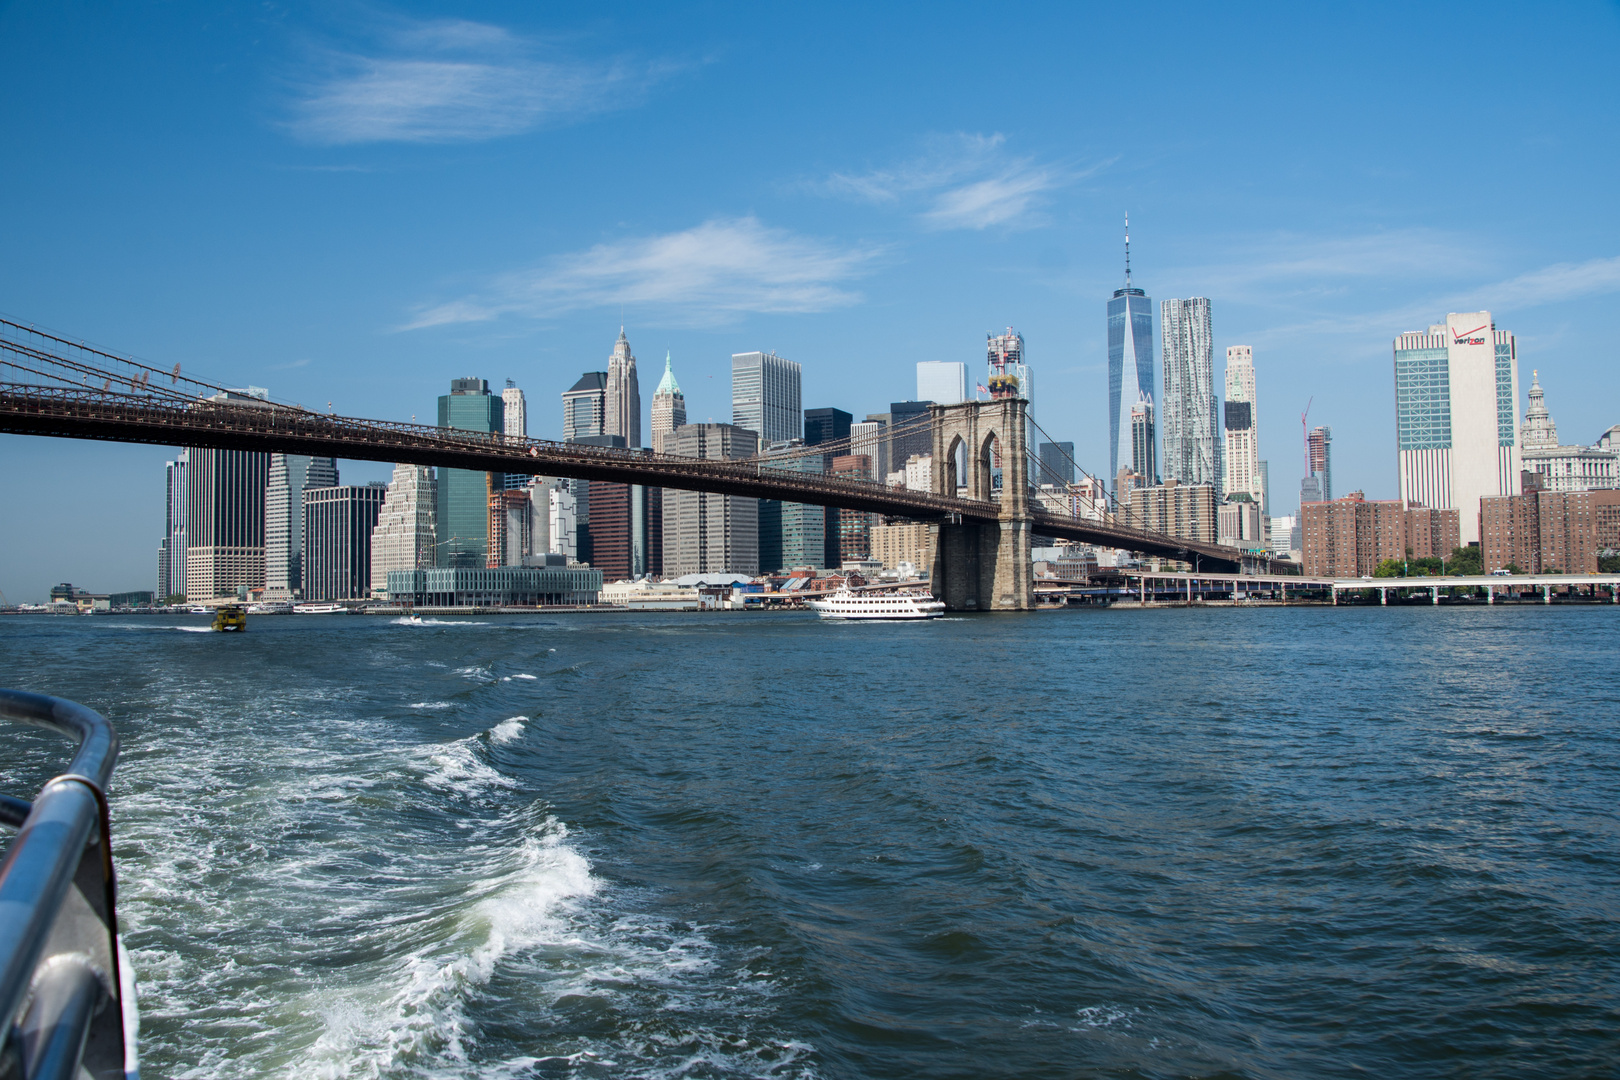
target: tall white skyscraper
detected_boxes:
[1223,346,1264,512]
[605,328,641,448]
[1161,298,1219,488]
[1394,311,1520,544]
[369,464,438,597]
[500,381,529,492]
[265,453,340,598]
[916,361,967,405]
[502,382,527,440]
[650,351,686,454]
[851,420,885,481]
[732,351,801,444]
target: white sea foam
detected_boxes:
[393,617,491,627]
[49,670,813,1079]
[294,820,597,1078]
[1074,1004,1133,1028]
[416,739,519,794]
[107,624,215,633]
[509,673,537,680]
[488,717,526,744]
[408,702,455,710]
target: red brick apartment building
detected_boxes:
[1302,493,1460,578]
[1479,485,1620,574]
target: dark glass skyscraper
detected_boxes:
[804,407,852,569]
[1108,216,1155,491]
[1038,442,1075,487]
[437,378,504,568]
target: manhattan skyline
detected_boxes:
[2,2,1618,598]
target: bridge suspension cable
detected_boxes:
[0,315,1259,572]
[0,316,280,409]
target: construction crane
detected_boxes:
[1301,396,1313,479]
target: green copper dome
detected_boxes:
[655,351,681,395]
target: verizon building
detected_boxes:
[1393,311,1520,545]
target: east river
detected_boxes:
[2,607,1616,1078]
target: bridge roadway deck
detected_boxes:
[0,384,1253,570]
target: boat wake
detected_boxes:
[105,698,816,1079]
[106,624,215,633]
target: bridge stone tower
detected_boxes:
[927,395,1034,611]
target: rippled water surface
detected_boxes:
[2,607,1617,1078]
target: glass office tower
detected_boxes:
[1393,311,1519,545]
[732,351,802,444]
[436,377,504,568]
[1108,218,1154,494]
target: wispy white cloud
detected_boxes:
[1193,241,1620,358]
[283,18,672,145]
[1475,255,1620,308]
[812,133,1102,231]
[403,216,878,330]
[922,169,1066,230]
[1169,229,1486,304]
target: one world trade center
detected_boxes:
[1108,215,1156,492]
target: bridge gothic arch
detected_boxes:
[941,433,965,499]
[978,429,1000,502]
[927,397,1033,610]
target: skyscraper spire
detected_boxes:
[1124,212,1131,288]
[650,350,686,454]
[605,327,640,448]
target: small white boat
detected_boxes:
[806,588,946,620]
[293,603,346,614]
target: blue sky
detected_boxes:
[3,1,1619,600]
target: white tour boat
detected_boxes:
[292,602,347,614]
[806,588,946,620]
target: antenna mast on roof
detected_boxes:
[1124,212,1131,288]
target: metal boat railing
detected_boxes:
[0,690,136,1080]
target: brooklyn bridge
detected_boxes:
[0,317,1274,609]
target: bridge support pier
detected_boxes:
[927,395,1035,611]
[930,519,1033,612]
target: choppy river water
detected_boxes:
[2,606,1616,1078]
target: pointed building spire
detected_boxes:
[1124,211,1132,288]
[650,350,686,453]
[1521,368,1558,450]
[655,350,681,395]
